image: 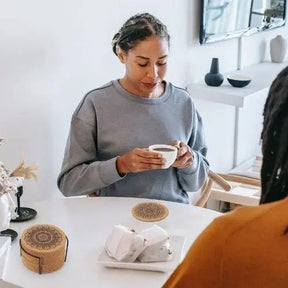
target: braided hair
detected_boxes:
[111,13,170,56]
[260,65,288,204]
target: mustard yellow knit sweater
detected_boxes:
[163,197,288,288]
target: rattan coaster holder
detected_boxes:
[19,224,69,274]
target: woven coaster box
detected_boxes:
[20,224,68,274]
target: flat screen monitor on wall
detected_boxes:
[200,0,286,44]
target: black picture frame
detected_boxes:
[200,0,286,44]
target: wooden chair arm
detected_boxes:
[217,173,261,187]
[208,171,231,191]
[194,178,214,207]
[194,171,231,207]
[193,171,260,208]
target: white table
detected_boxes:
[3,197,221,288]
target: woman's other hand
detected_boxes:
[116,148,166,175]
[171,141,194,169]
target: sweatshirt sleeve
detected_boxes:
[57,114,124,197]
[176,104,209,192]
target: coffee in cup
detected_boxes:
[149,144,177,169]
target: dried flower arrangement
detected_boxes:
[0,162,17,197]
[0,139,37,197]
[10,159,38,180]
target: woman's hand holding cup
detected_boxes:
[116,141,192,175]
[171,141,194,169]
[116,148,166,175]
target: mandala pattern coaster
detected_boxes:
[131,202,169,222]
[20,224,68,274]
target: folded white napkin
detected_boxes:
[138,225,172,263]
[105,224,172,263]
[105,225,145,262]
[140,225,169,245]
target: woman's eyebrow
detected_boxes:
[136,55,168,60]
[136,56,149,60]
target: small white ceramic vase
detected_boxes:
[0,193,14,231]
[8,177,23,220]
[270,35,287,63]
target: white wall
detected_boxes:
[0,0,287,203]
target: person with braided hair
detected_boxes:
[163,66,288,287]
[260,66,288,205]
[57,13,209,203]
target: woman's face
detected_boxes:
[119,36,169,98]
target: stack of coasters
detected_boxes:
[20,224,68,274]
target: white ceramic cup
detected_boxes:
[149,144,178,169]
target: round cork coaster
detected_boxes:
[20,224,67,274]
[131,202,169,222]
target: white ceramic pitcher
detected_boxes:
[0,193,16,232]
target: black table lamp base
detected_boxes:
[11,207,37,222]
[10,186,37,223]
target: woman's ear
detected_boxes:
[117,47,127,64]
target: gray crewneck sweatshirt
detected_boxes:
[57,80,209,203]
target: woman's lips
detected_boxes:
[142,82,157,89]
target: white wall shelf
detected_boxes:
[187,61,288,170]
[187,61,288,108]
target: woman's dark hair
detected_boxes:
[111,13,170,56]
[260,65,288,204]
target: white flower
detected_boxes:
[0,161,18,197]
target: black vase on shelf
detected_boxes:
[204,58,224,87]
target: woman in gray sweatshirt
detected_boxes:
[57,13,209,204]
